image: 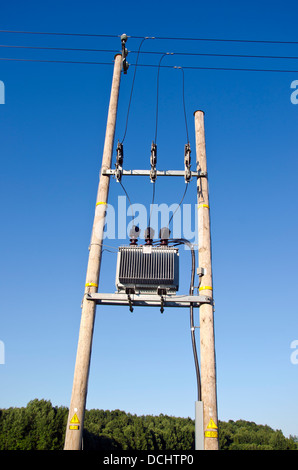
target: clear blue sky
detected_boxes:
[1,0,298,439]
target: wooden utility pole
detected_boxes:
[64,53,122,450]
[194,110,219,450]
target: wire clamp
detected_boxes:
[125,287,134,312]
[184,142,191,183]
[127,294,134,312]
[115,141,123,182]
[150,141,157,182]
[157,287,167,313]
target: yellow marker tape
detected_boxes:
[199,286,213,291]
[198,204,209,209]
[96,201,107,206]
[85,282,98,288]
[205,431,218,438]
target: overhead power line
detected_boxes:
[0,44,117,53]
[1,29,298,44]
[1,56,298,73]
[1,44,298,61]
[151,35,298,45]
[0,29,119,38]
[0,57,114,65]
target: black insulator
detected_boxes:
[159,227,171,245]
[144,226,155,244]
[129,225,140,245]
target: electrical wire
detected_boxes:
[154,53,173,144]
[150,35,298,45]
[2,57,298,73]
[0,29,120,38]
[0,44,118,53]
[0,57,114,65]
[120,37,155,235]
[148,53,173,230]
[121,37,154,144]
[133,63,298,73]
[167,238,201,402]
[165,65,190,231]
[119,180,134,220]
[2,44,298,62]
[1,29,298,44]
[148,180,155,229]
[174,66,189,144]
[167,184,189,229]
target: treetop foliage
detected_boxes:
[0,399,296,450]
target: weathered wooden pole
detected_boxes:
[64,53,122,450]
[194,110,219,450]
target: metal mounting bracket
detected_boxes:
[86,292,213,309]
[102,168,207,178]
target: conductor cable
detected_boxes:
[121,37,154,144]
[164,238,201,401]
[148,53,173,229]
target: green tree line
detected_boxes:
[0,399,297,450]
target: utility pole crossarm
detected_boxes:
[102,168,207,177]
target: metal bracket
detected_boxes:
[115,141,123,182]
[150,142,157,182]
[184,143,191,183]
[102,168,207,178]
[86,292,213,309]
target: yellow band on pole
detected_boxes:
[96,201,107,206]
[198,204,209,209]
[85,283,98,288]
[199,286,213,291]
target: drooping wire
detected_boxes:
[148,181,155,230]
[154,52,173,144]
[174,66,189,144]
[119,180,134,219]
[167,184,189,229]
[164,237,201,401]
[148,53,173,230]
[119,38,154,234]
[166,65,190,230]
[121,37,154,144]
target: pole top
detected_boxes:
[193,109,205,116]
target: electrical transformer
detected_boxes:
[115,245,179,294]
